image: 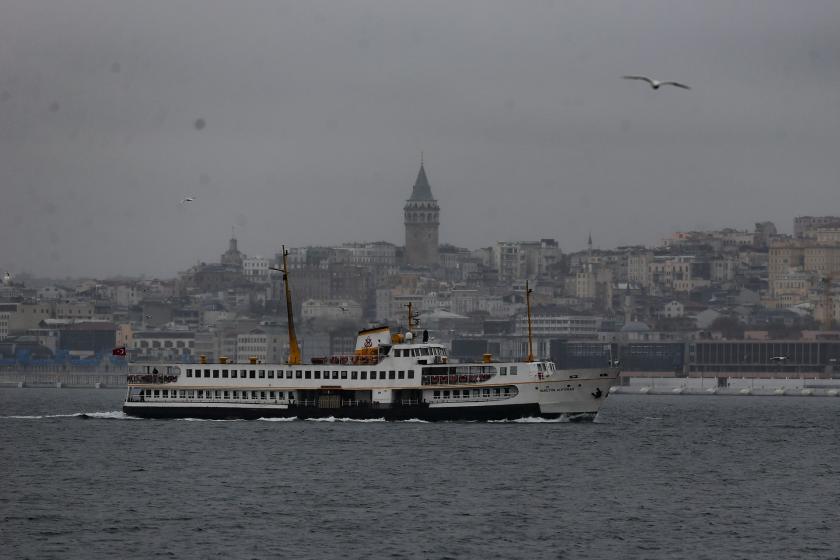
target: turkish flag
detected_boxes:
[112,347,126,356]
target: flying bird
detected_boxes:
[180,196,195,204]
[623,75,691,90]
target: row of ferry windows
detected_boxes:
[185,368,415,381]
[392,347,444,357]
[143,389,290,400]
[433,388,510,399]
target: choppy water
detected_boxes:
[1,389,838,560]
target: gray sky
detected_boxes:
[2,0,839,278]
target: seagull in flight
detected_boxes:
[180,196,195,204]
[623,75,691,90]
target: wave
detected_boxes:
[2,411,139,420]
[489,416,574,423]
[176,418,245,422]
[306,416,386,423]
[257,417,299,422]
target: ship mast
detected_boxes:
[405,301,420,338]
[526,281,534,362]
[275,246,301,365]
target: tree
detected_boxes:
[709,316,745,340]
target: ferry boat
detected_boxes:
[122,248,620,421]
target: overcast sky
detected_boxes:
[1,0,839,278]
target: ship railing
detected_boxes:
[127,396,293,405]
[400,398,420,406]
[434,395,511,404]
[341,399,362,407]
[421,373,496,385]
[310,353,381,366]
[127,374,178,384]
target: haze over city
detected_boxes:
[1,0,839,278]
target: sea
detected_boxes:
[1,389,838,560]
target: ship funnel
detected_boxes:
[355,326,392,352]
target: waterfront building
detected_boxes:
[133,331,195,361]
[794,216,840,238]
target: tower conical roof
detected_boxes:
[409,164,435,201]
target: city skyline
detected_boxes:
[2,1,839,278]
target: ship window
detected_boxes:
[452,390,459,398]
[351,371,358,380]
[510,366,518,375]
[213,369,219,378]
[360,371,367,380]
[231,370,238,378]
[408,370,415,379]
[305,371,311,379]
[314,371,321,379]
[500,367,507,376]
[433,390,440,398]
[421,348,430,356]
[296,370,303,379]
[341,371,347,379]
[380,371,386,380]
[494,388,501,396]
[186,369,192,377]
[232,391,239,399]
[398,371,404,379]
[162,390,168,398]
[443,390,450,398]
[278,391,284,399]
[268,370,274,379]
[261,391,267,400]
[504,388,511,395]
[389,371,396,379]
[197,390,204,398]
[286,371,292,379]
[222,369,228,378]
[203,369,209,377]
[250,370,256,379]
[332,371,339,379]
[223,391,229,399]
[482,389,490,397]
[394,349,401,357]
[269,391,275,399]
[259,370,266,378]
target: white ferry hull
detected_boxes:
[123,369,618,421]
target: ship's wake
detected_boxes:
[1,411,139,420]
